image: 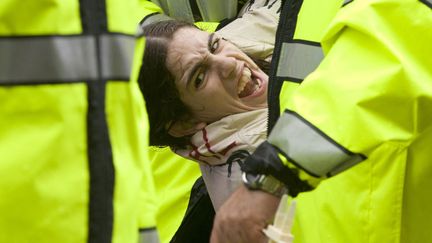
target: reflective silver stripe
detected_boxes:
[0,36,96,82]
[196,0,237,21]
[268,111,365,177]
[276,42,324,81]
[165,0,195,22]
[420,0,432,7]
[138,13,173,31]
[100,35,135,79]
[139,229,159,243]
[343,0,353,6]
[0,34,135,83]
[153,0,169,15]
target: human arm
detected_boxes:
[210,184,280,243]
[211,0,432,242]
[256,0,432,190]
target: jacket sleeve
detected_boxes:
[248,0,432,196]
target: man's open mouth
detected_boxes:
[237,66,262,98]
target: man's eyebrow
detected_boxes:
[185,33,214,88]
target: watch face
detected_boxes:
[243,172,288,197]
[244,173,262,188]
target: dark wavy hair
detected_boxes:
[138,20,194,148]
[137,20,270,149]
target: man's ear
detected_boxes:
[167,119,207,137]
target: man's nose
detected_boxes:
[210,55,237,79]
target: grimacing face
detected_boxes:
[166,27,268,124]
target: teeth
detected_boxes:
[244,67,251,78]
[237,67,252,94]
[254,84,259,92]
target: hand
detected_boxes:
[210,185,280,243]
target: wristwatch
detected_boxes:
[242,172,288,197]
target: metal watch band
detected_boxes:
[242,172,288,197]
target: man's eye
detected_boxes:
[210,38,220,53]
[195,73,204,88]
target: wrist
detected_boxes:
[241,141,313,197]
[241,171,287,197]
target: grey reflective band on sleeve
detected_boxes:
[165,0,195,22]
[139,228,160,243]
[0,34,135,83]
[420,0,432,8]
[154,0,169,14]
[138,13,173,31]
[268,110,366,177]
[343,0,353,6]
[276,42,324,81]
[196,0,237,21]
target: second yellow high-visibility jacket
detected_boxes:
[0,1,157,242]
[255,0,432,242]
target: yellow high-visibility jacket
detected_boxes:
[0,1,157,242]
[262,0,432,242]
[148,148,202,243]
